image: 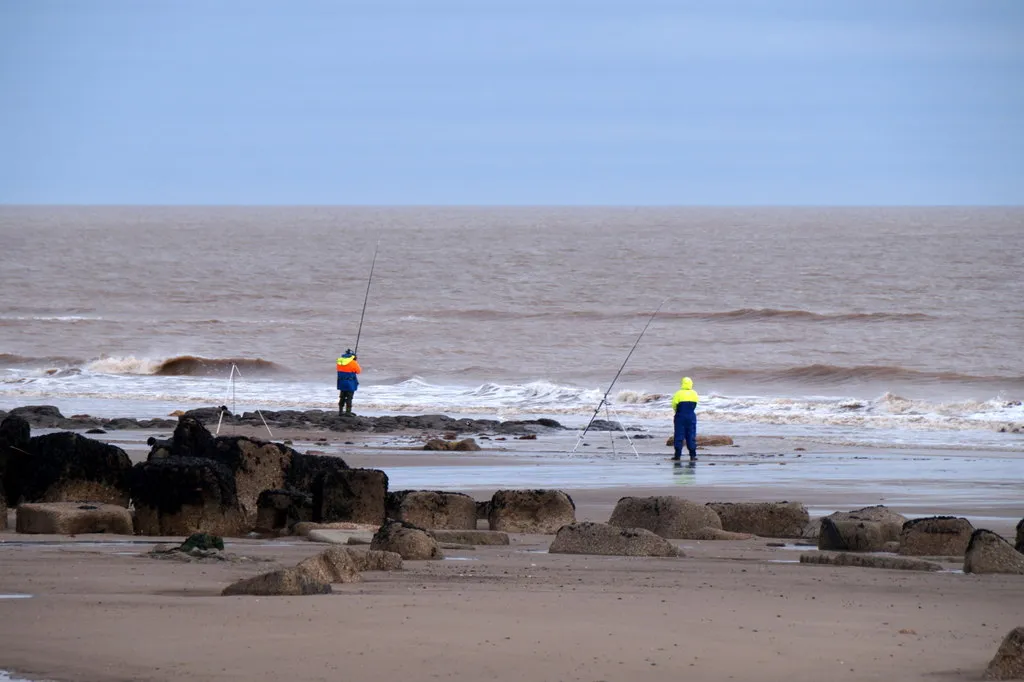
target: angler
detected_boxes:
[337,349,361,415]
[671,376,699,461]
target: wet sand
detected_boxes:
[0,425,1020,681]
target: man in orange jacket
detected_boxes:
[336,349,362,415]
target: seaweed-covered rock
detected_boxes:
[0,414,31,505]
[131,457,247,536]
[818,518,887,552]
[6,406,65,428]
[488,489,576,534]
[986,627,1024,680]
[799,551,942,572]
[963,529,1024,575]
[608,496,722,539]
[549,522,680,557]
[18,432,132,506]
[16,502,134,535]
[706,501,809,538]
[255,489,313,533]
[286,452,349,493]
[207,436,294,522]
[370,519,444,560]
[167,415,217,459]
[386,490,478,530]
[824,506,907,543]
[222,568,332,596]
[312,468,388,525]
[1016,518,1023,554]
[898,516,975,556]
[0,487,5,530]
[179,532,225,552]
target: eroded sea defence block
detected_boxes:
[898,516,975,557]
[312,468,388,525]
[817,518,887,552]
[131,457,247,536]
[706,501,809,538]
[370,519,444,560]
[964,529,1024,575]
[608,496,721,540]
[986,627,1024,680]
[16,502,134,535]
[487,489,576,534]
[386,490,478,530]
[548,522,680,557]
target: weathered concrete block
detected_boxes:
[549,522,680,557]
[222,568,332,596]
[255,489,313,533]
[370,519,443,560]
[800,551,942,572]
[608,496,721,539]
[964,529,1024,575]
[706,501,809,538]
[488,489,575,534]
[16,502,133,535]
[818,518,887,552]
[19,432,132,506]
[428,529,510,546]
[986,627,1024,680]
[131,457,247,536]
[898,516,974,556]
[386,490,478,530]
[312,468,388,525]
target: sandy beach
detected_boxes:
[1,422,1021,682]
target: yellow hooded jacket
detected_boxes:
[671,377,699,413]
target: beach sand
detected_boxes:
[0,424,1021,682]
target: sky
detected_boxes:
[1,0,1022,205]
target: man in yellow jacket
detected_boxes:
[671,377,699,461]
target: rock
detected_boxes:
[131,457,247,536]
[292,521,379,537]
[294,546,362,584]
[818,518,887,552]
[255,489,313,533]
[801,517,821,540]
[429,529,510,546]
[986,627,1024,680]
[453,438,481,451]
[706,501,809,538]
[222,568,332,596]
[488,489,576,534]
[800,551,942,572]
[608,496,722,539]
[476,500,490,520]
[385,490,478,530]
[964,529,1024,575]
[825,505,907,543]
[686,527,755,541]
[549,522,681,557]
[423,439,453,451]
[164,415,217,459]
[6,405,65,428]
[1016,518,1023,554]
[344,548,403,572]
[883,541,901,553]
[312,468,388,525]
[16,502,133,535]
[206,436,295,523]
[899,516,975,556]
[370,519,444,560]
[16,432,133,506]
[179,532,224,552]
[664,434,734,447]
[0,487,5,530]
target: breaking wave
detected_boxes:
[696,364,1024,388]
[85,355,283,377]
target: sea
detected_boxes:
[1,206,1022,451]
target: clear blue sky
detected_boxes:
[1,0,1022,205]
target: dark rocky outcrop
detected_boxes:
[800,551,942,572]
[986,627,1024,680]
[898,516,975,557]
[549,522,681,557]
[131,457,247,536]
[817,518,887,552]
[1,405,176,431]
[386,490,478,530]
[370,519,443,560]
[1016,518,1023,554]
[488,489,576,534]
[824,506,907,543]
[255,489,313,533]
[423,438,482,451]
[312,468,388,525]
[706,501,809,538]
[963,529,1024,575]
[286,452,349,493]
[608,496,722,539]
[18,432,132,506]
[15,502,134,535]
[0,415,31,503]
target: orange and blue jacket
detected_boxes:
[336,355,361,392]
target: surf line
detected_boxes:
[571,298,668,457]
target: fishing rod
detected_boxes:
[572,298,668,454]
[353,237,380,356]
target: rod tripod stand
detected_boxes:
[215,363,274,439]
[570,398,640,458]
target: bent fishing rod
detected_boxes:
[353,237,380,356]
[572,298,668,454]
